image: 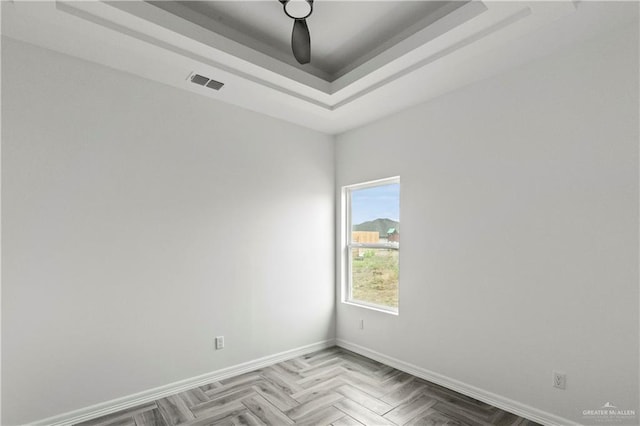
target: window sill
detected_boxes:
[341,300,399,316]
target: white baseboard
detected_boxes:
[31,339,336,426]
[335,339,579,426]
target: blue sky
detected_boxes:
[351,183,400,225]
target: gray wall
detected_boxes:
[1,38,335,425]
[335,23,639,424]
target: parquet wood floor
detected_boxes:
[75,347,541,426]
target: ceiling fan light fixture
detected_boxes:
[280,0,313,64]
[283,0,313,20]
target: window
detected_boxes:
[344,177,400,313]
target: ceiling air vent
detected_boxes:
[189,73,224,91]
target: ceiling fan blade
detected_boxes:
[291,18,311,64]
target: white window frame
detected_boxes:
[343,176,400,314]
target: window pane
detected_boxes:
[346,178,400,311]
[351,248,398,308]
[351,183,400,246]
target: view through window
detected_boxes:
[346,177,400,312]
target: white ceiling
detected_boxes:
[2,1,638,135]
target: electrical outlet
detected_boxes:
[215,336,225,350]
[359,319,364,330]
[553,371,566,390]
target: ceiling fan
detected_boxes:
[279,0,314,65]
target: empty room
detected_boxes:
[1,1,638,425]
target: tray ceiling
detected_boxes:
[2,1,637,134]
[150,1,460,80]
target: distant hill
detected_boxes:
[353,218,399,237]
